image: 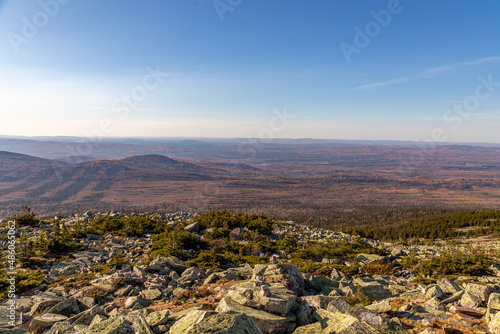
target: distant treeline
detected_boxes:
[341,209,500,242]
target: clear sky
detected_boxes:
[0,0,499,142]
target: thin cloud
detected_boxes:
[354,56,500,91]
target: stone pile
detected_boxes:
[2,213,500,333]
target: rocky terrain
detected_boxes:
[2,212,500,334]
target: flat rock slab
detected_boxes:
[30,313,69,333]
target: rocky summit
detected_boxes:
[2,211,500,333]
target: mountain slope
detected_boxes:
[0,152,261,208]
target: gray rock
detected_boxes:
[132,315,155,334]
[44,321,77,334]
[46,297,81,317]
[141,289,163,300]
[168,310,215,334]
[69,305,106,326]
[460,291,483,309]
[216,296,296,333]
[424,285,446,300]
[189,313,262,334]
[230,227,245,240]
[491,311,500,334]
[253,264,305,296]
[437,278,462,294]
[163,256,191,274]
[466,283,493,302]
[125,296,152,309]
[29,313,69,333]
[293,309,378,334]
[489,293,500,311]
[145,309,172,327]
[359,284,392,301]
[184,222,200,233]
[81,316,134,334]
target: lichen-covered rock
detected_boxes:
[163,256,191,274]
[29,313,69,333]
[69,305,107,326]
[466,283,493,302]
[189,313,262,334]
[89,314,108,327]
[299,309,379,334]
[178,267,207,285]
[216,296,296,333]
[46,297,81,317]
[81,316,134,334]
[489,293,500,311]
[125,296,152,309]
[357,254,384,264]
[366,300,392,314]
[132,315,155,334]
[437,278,462,294]
[424,284,446,300]
[168,310,215,334]
[0,328,30,334]
[422,297,444,311]
[359,284,392,301]
[253,264,305,296]
[145,309,172,327]
[141,288,162,300]
[301,295,346,312]
[460,291,483,309]
[44,321,76,334]
[307,274,339,293]
[490,311,500,334]
[228,282,296,315]
[441,290,464,305]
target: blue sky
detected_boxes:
[0,0,499,142]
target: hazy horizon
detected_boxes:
[1,1,499,142]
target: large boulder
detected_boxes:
[227,282,296,315]
[216,296,296,333]
[460,291,483,309]
[253,264,305,296]
[466,283,493,302]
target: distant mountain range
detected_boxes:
[0,137,499,221]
